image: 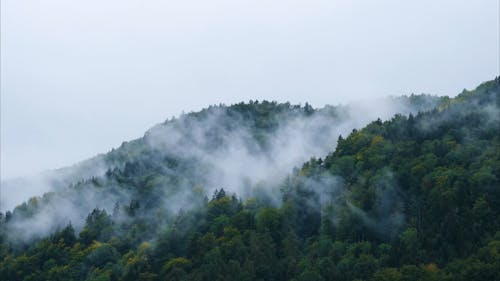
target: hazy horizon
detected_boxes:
[1,0,499,180]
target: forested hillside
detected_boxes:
[0,78,499,281]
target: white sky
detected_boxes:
[1,0,499,180]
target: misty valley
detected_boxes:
[0,78,499,281]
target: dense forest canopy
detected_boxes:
[0,78,499,281]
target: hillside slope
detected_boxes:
[1,79,499,281]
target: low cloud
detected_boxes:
[1,96,440,242]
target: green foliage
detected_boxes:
[1,78,499,280]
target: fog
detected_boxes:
[1,96,431,212]
[1,0,498,180]
[1,96,440,241]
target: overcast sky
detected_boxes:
[1,0,499,180]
